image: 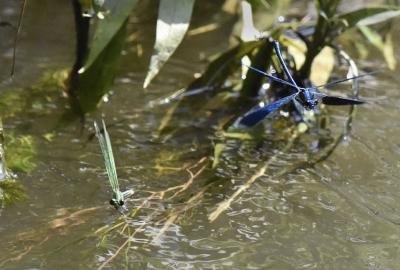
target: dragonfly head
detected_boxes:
[303,98,319,110]
[110,198,124,209]
[299,90,319,110]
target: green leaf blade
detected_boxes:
[143,0,195,88]
[77,20,128,113]
[359,25,396,70]
[338,6,400,29]
[83,0,138,71]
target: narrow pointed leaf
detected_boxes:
[212,143,225,169]
[143,0,195,88]
[359,26,396,70]
[337,7,400,29]
[83,0,138,70]
[76,20,127,112]
[241,1,259,42]
[383,32,396,70]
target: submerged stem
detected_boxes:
[299,0,340,79]
[10,0,26,77]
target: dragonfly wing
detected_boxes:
[318,94,366,105]
[237,93,298,127]
[315,70,380,89]
[244,65,297,88]
[292,98,305,115]
[101,120,122,201]
[94,121,122,202]
[273,41,301,91]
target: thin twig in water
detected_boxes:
[153,184,209,242]
[97,208,161,270]
[98,237,130,270]
[153,214,178,242]
[209,128,301,222]
[10,0,26,77]
[169,163,207,199]
[0,236,49,267]
[0,206,101,267]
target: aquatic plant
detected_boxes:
[0,179,25,207]
[0,120,26,206]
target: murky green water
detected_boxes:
[1,1,400,269]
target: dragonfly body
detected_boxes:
[236,41,377,127]
[296,88,319,110]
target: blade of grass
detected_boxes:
[143,0,195,88]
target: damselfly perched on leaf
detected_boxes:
[94,120,134,210]
[236,41,378,127]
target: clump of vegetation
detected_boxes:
[4,133,37,173]
[0,179,25,206]
[0,120,26,206]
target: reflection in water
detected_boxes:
[0,1,400,270]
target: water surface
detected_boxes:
[0,1,400,269]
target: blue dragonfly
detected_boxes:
[236,40,378,127]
